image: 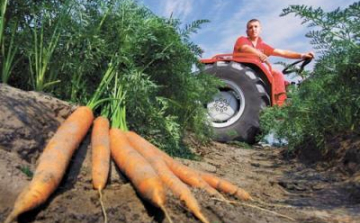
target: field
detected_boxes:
[1,84,359,223]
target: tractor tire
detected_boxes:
[204,61,270,144]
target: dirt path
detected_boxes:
[190,142,360,223]
[1,84,359,223]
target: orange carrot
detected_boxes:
[125,131,220,197]
[125,132,251,201]
[109,128,171,220]
[5,106,94,223]
[91,116,110,223]
[92,116,110,189]
[200,172,252,201]
[167,162,220,196]
[126,131,209,223]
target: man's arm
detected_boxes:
[272,49,314,59]
[240,45,269,62]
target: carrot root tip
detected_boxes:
[4,212,17,223]
[98,189,108,223]
[160,206,173,223]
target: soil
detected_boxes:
[1,83,360,223]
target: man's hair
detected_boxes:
[246,19,261,28]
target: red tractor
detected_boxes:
[201,53,311,144]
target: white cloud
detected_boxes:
[162,0,194,19]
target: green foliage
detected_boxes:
[1,0,219,157]
[228,141,252,149]
[18,165,34,178]
[260,2,360,151]
[28,11,63,91]
[0,0,19,84]
[0,0,8,45]
[1,22,18,83]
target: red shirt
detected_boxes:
[233,36,274,56]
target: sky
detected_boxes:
[139,0,357,77]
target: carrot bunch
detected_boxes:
[5,67,252,223]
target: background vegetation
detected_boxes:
[2,0,359,157]
[260,2,360,153]
[0,0,220,156]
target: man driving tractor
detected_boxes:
[201,18,315,142]
[233,18,315,105]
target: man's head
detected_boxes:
[246,19,262,40]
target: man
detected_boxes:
[233,19,314,105]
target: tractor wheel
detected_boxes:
[204,61,270,144]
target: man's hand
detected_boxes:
[301,52,315,59]
[257,51,268,62]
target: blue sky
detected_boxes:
[139,0,357,76]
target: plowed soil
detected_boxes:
[1,83,359,223]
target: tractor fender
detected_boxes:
[200,53,285,106]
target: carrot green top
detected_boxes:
[86,62,117,111]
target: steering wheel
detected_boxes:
[282,57,313,75]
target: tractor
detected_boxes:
[201,53,311,144]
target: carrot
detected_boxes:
[92,116,110,190]
[125,131,220,197]
[91,116,110,223]
[126,131,209,223]
[5,106,94,223]
[109,128,172,223]
[200,172,253,201]
[125,132,252,202]
[167,162,221,196]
